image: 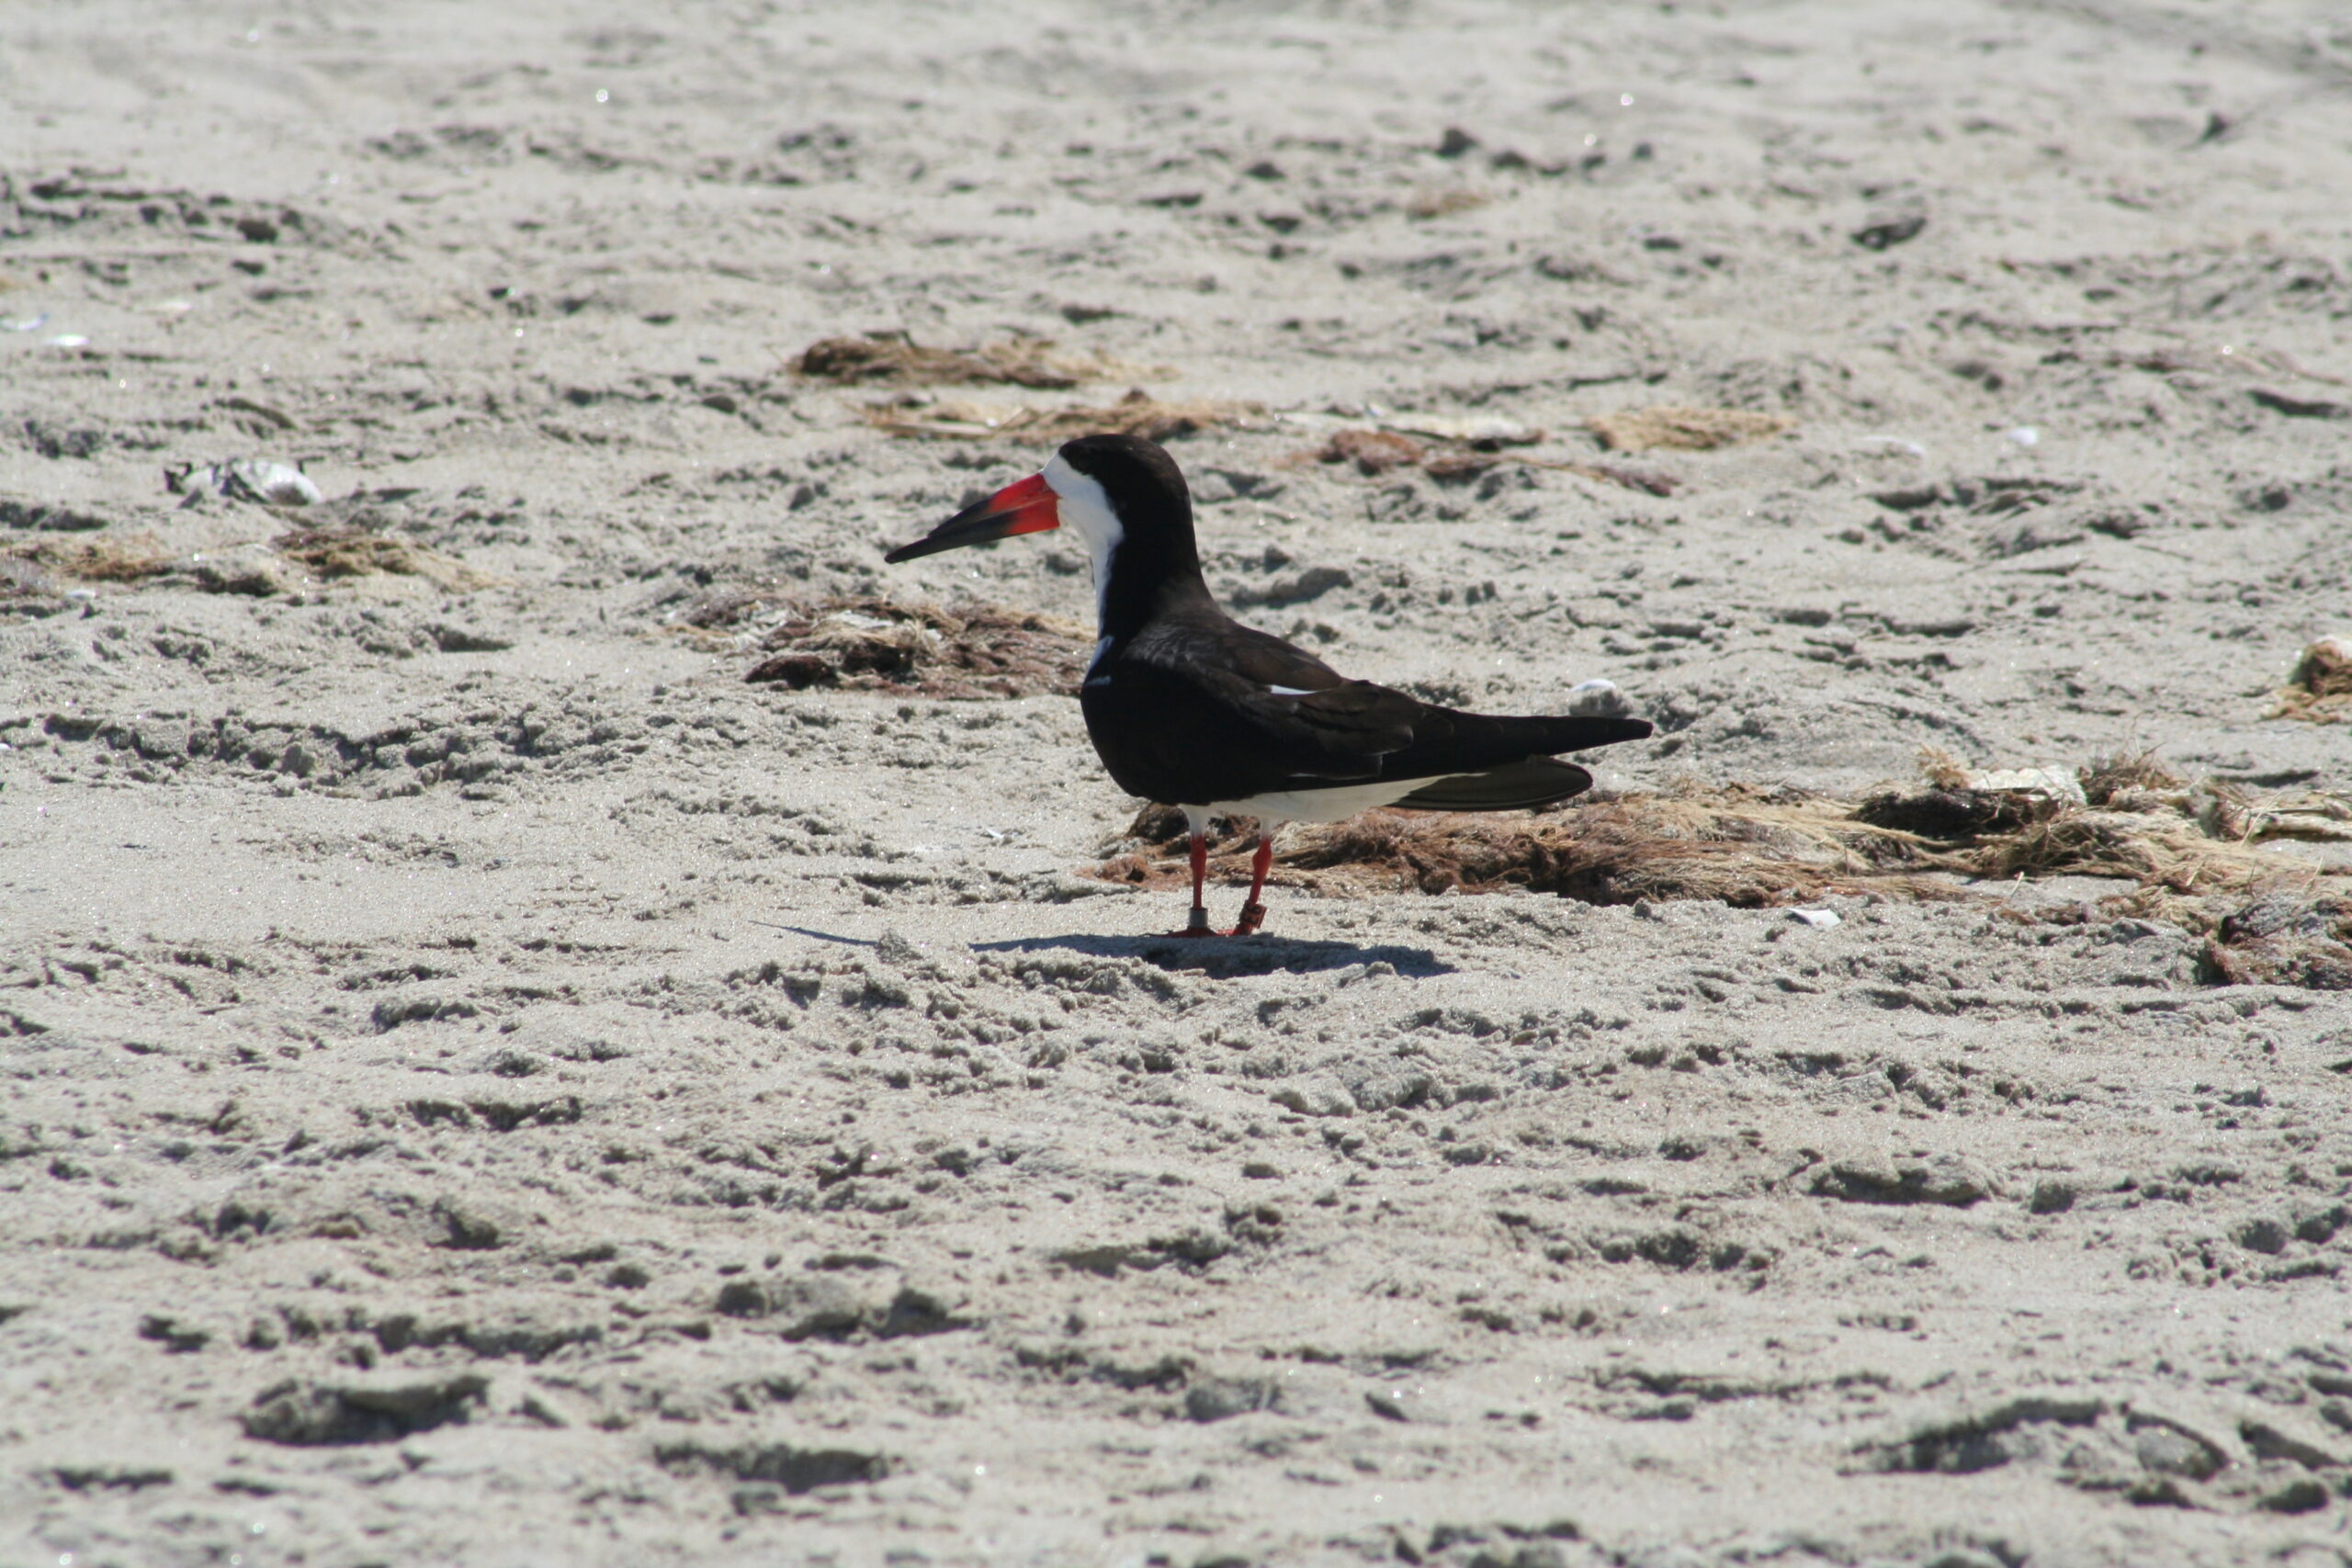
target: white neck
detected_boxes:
[1042,452,1124,630]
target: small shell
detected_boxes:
[1968,766,2087,806]
[232,460,324,506]
[165,458,323,507]
[1566,678,1634,719]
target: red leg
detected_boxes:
[1167,829,1214,937]
[1233,831,1273,935]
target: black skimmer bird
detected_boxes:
[884,434,1651,936]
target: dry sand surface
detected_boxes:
[7,1,2352,1563]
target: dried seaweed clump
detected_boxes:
[2201,891,2352,990]
[1082,761,2352,989]
[1317,429,1493,482]
[1852,785,2060,840]
[795,333,1143,390]
[5,525,489,598]
[1090,784,1953,909]
[862,387,1261,444]
[2078,747,2188,807]
[2273,637,2352,723]
[2,533,175,585]
[0,554,55,609]
[1405,186,1492,220]
[273,526,492,590]
[1310,427,1679,496]
[1587,405,1796,453]
[743,596,1087,700]
[1848,755,2341,893]
[1290,791,1942,907]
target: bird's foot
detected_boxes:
[1161,906,1262,939]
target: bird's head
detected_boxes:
[881,434,1192,575]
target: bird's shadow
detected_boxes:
[972,931,1453,978]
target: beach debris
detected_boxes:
[742,595,1087,700]
[1867,476,2083,523]
[794,332,1151,389]
[2247,389,2346,420]
[1853,782,2066,840]
[0,527,454,599]
[1,533,175,587]
[861,387,1261,443]
[1587,406,1795,453]
[217,395,299,435]
[1566,679,1634,719]
[243,1372,490,1446]
[2273,637,2352,723]
[653,1437,892,1495]
[1084,756,2350,987]
[1383,413,1542,448]
[271,525,490,590]
[0,556,55,608]
[1316,428,1419,475]
[1311,427,1678,495]
[1786,908,1841,928]
[1317,428,1490,481]
[166,458,322,508]
[1406,186,1490,220]
[3,531,301,598]
[2235,795,2352,843]
[2078,748,2185,807]
[271,526,417,578]
[1852,214,1927,251]
[1812,1153,1992,1206]
[1967,767,2087,805]
[662,583,781,631]
[2200,891,2352,990]
[1093,785,1959,910]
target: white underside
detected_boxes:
[1187,774,1464,829]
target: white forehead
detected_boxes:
[1042,451,1124,621]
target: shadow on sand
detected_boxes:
[753,921,878,948]
[972,931,1453,978]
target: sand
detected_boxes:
[5,1,2352,1563]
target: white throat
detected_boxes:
[1041,452,1124,629]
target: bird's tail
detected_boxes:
[1382,713,1652,781]
[1390,759,1595,811]
[1476,714,1654,756]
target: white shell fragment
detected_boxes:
[1787,908,1842,929]
[1968,766,2087,805]
[165,458,324,508]
[1566,677,1634,718]
[1383,413,1540,446]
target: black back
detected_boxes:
[1063,434,1652,808]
